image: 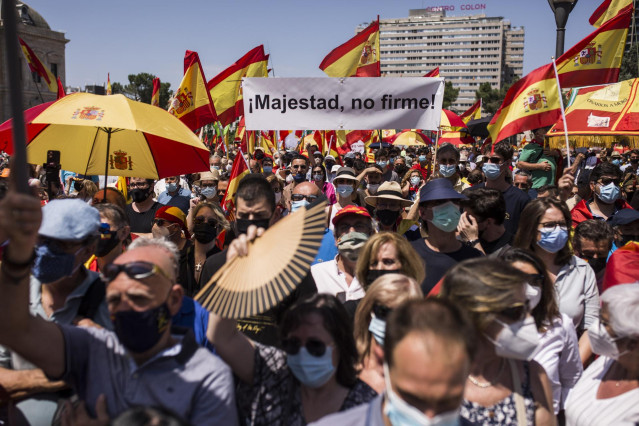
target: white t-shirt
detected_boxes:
[310,257,365,302]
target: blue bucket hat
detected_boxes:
[39,199,101,241]
[419,178,467,204]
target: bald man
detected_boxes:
[289,181,321,213]
[0,189,238,425]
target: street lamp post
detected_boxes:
[548,0,579,58]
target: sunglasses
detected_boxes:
[102,261,171,283]
[513,182,529,189]
[372,304,392,321]
[291,194,319,202]
[598,178,621,186]
[486,156,504,164]
[496,301,529,322]
[193,216,217,227]
[282,337,330,357]
[98,223,120,239]
[153,218,174,227]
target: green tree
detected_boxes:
[112,73,173,108]
[475,80,517,115]
[619,43,639,82]
[443,81,459,110]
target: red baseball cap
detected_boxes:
[332,205,371,226]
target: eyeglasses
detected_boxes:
[200,183,216,188]
[291,164,307,170]
[193,216,218,227]
[128,182,149,189]
[598,178,621,186]
[525,273,544,287]
[438,158,457,165]
[99,223,120,239]
[336,222,371,234]
[513,182,530,189]
[282,337,331,357]
[291,193,319,202]
[153,218,174,227]
[538,221,567,230]
[102,261,171,283]
[486,156,504,164]
[372,304,392,321]
[496,301,529,322]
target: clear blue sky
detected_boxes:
[26,0,602,90]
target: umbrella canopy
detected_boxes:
[439,131,476,147]
[440,109,467,130]
[390,130,433,146]
[547,79,639,149]
[0,101,54,154]
[465,116,492,138]
[6,93,210,179]
[368,141,392,149]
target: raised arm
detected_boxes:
[0,191,65,379]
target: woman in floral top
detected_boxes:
[208,294,377,425]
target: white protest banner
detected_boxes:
[242,77,444,131]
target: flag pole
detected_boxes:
[551,56,572,169]
[31,74,45,103]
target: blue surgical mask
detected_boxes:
[439,164,457,178]
[166,182,178,193]
[429,201,461,233]
[482,163,502,180]
[537,226,569,253]
[336,184,354,197]
[390,157,396,165]
[377,161,388,168]
[291,199,310,213]
[597,182,620,204]
[263,166,273,174]
[368,314,386,346]
[612,159,621,166]
[383,363,461,426]
[287,347,335,388]
[410,176,421,187]
[201,187,216,199]
[419,155,427,162]
[32,242,82,284]
[293,173,306,183]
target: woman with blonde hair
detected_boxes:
[353,273,422,393]
[441,257,556,425]
[355,232,425,290]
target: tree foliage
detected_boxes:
[443,81,459,110]
[475,81,517,115]
[619,43,639,82]
[112,73,173,109]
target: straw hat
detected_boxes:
[365,181,413,207]
[334,167,359,182]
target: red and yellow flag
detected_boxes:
[424,67,440,78]
[319,18,380,77]
[151,77,160,107]
[106,73,112,95]
[168,50,216,131]
[590,0,633,27]
[488,8,631,143]
[207,45,269,126]
[460,99,482,124]
[56,77,65,99]
[18,37,57,93]
[336,130,374,154]
[222,150,250,214]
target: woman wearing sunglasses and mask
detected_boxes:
[514,197,599,364]
[353,274,422,393]
[207,294,376,425]
[441,257,556,426]
[501,248,583,416]
[564,284,639,425]
[311,165,337,205]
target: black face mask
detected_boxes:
[73,180,83,192]
[235,218,270,235]
[96,234,120,257]
[620,234,639,247]
[293,172,306,184]
[325,161,335,170]
[193,223,218,244]
[112,302,172,353]
[376,209,400,227]
[366,269,402,287]
[130,188,150,203]
[631,159,639,164]
[582,256,607,275]
[394,165,408,176]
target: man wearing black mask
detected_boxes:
[125,177,164,235]
[364,182,420,241]
[393,156,408,179]
[92,203,130,272]
[573,219,614,288]
[199,174,316,346]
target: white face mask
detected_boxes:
[383,363,461,426]
[587,317,627,360]
[486,316,540,361]
[525,284,542,311]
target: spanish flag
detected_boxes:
[18,37,57,93]
[151,77,160,107]
[590,0,633,27]
[424,67,440,78]
[106,73,112,95]
[319,18,380,77]
[261,131,277,154]
[336,130,374,154]
[169,50,216,131]
[222,150,250,215]
[56,77,65,99]
[207,45,269,126]
[488,8,631,143]
[460,99,482,124]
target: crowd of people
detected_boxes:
[0,126,638,425]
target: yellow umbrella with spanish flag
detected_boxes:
[25,92,210,179]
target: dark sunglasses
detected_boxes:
[281,337,328,357]
[372,304,392,321]
[98,223,120,239]
[486,156,504,164]
[193,216,217,227]
[153,218,174,227]
[598,178,621,186]
[496,301,529,322]
[291,194,319,202]
[102,261,170,283]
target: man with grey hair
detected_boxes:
[0,189,238,425]
[513,170,532,193]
